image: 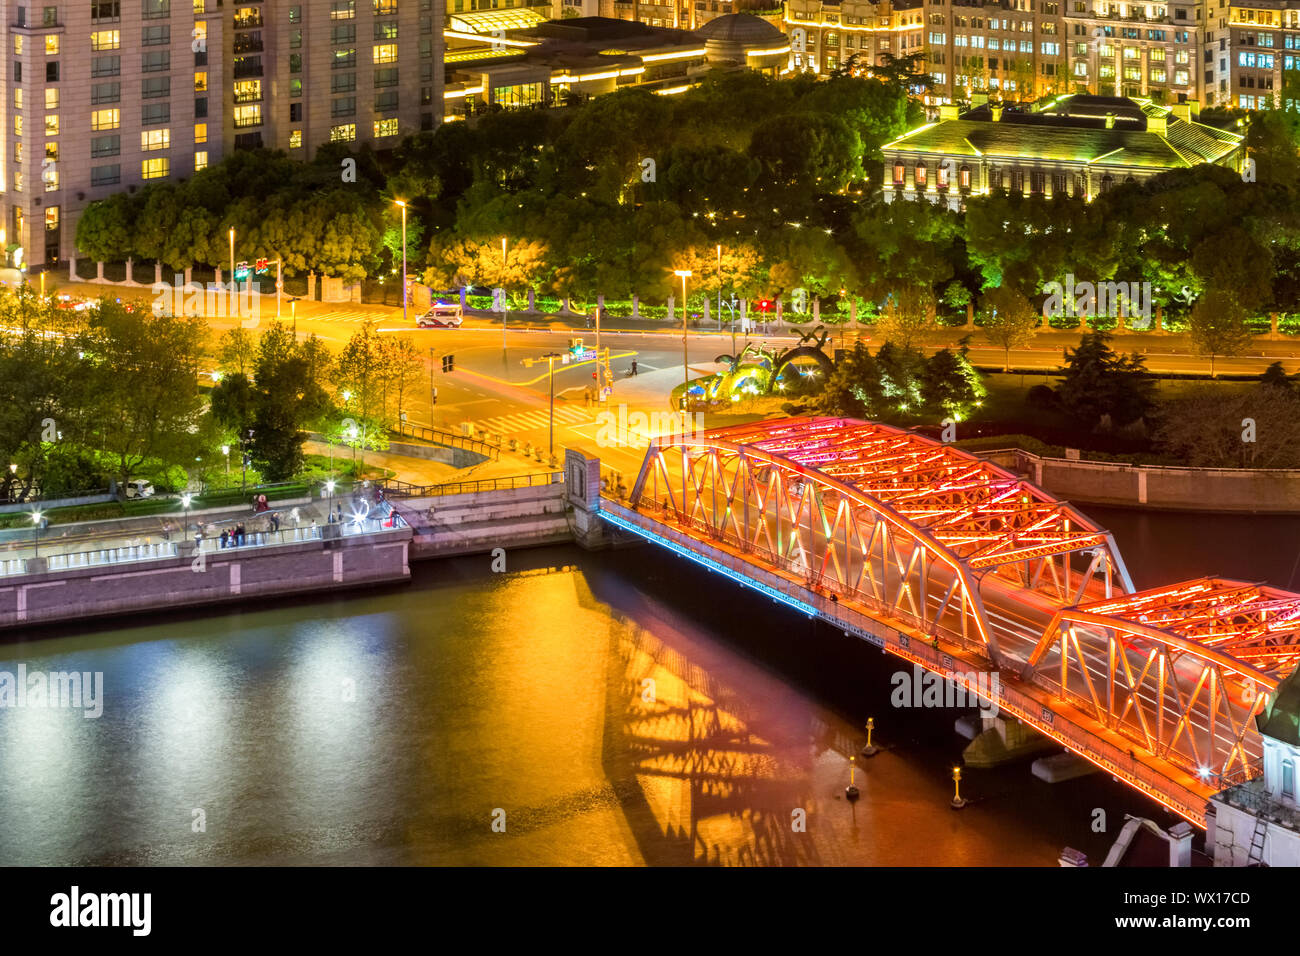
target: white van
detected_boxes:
[417,303,464,328]
[124,479,156,499]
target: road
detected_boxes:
[44,276,1300,489]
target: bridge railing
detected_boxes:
[633,497,982,655]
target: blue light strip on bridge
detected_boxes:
[598,510,818,617]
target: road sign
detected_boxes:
[578,349,596,361]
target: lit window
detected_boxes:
[373,43,397,63]
[13,142,21,164]
[195,150,208,171]
[194,71,207,92]
[91,108,120,130]
[45,35,60,54]
[44,168,59,191]
[45,142,57,161]
[13,36,22,55]
[374,0,397,13]
[195,122,207,143]
[142,157,169,179]
[329,123,356,142]
[373,118,399,137]
[141,129,170,150]
[91,30,120,50]
[44,115,59,136]
[233,104,262,127]
[289,129,302,148]
[45,207,59,231]
[12,89,20,110]
[44,89,58,110]
[13,116,22,137]
[12,170,22,192]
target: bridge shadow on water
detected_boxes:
[581,544,1183,867]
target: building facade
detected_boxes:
[0,0,445,268]
[1209,669,1300,866]
[782,0,1228,105]
[880,93,1244,210]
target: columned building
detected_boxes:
[880,93,1244,210]
[0,0,445,268]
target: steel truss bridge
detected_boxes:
[595,417,1300,827]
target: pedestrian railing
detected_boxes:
[205,525,322,550]
[379,471,562,499]
[392,421,501,461]
[46,541,180,570]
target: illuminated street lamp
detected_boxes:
[221,444,230,477]
[325,479,336,522]
[395,199,409,325]
[181,492,192,543]
[674,269,692,397]
[31,509,43,559]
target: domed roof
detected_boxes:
[696,12,785,45]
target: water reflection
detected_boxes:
[0,541,1189,866]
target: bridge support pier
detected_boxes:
[963,715,1059,768]
[566,450,631,550]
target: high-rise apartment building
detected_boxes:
[0,0,444,268]
[784,0,1221,104]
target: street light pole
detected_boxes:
[716,244,722,332]
[674,269,692,395]
[228,227,235,287]
[501,236,508,355]
[31,510,42,559]
[428,346,436,428]
[396,199,408,325]
[544,352,561,456]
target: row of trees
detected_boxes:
[74,71,920,295]
[0,291,415,502]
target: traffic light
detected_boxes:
[255,258,268,273]
[442,354,454,373]
[757,299,773,313]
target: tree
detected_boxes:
[1186,289,1253,377]
[84,304,209,489]
[817,342,883,419]
[1054,331,1156,428]
[979,285,1040,371]
[1156,383,1300,468]
[920,345,985,419]
[75,193,135,263]
[247,326,333,480]
[216,327,258,378]
[335,322,391,473]
[749,113,865,196]
[873,287,934,349]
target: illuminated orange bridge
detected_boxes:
[595,417,1300,827]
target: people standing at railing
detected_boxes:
[220,529,229,549]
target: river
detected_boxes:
[0,505,1293,866]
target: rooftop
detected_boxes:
[883,94,1243,169]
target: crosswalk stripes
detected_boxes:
[313,310,391,324]
[475,405,589,436]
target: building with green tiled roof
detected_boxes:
[880,94,1246,211]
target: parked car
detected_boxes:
[417,303,464,328]
[124,479,156,499]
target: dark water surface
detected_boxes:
[0,503,1293,866]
